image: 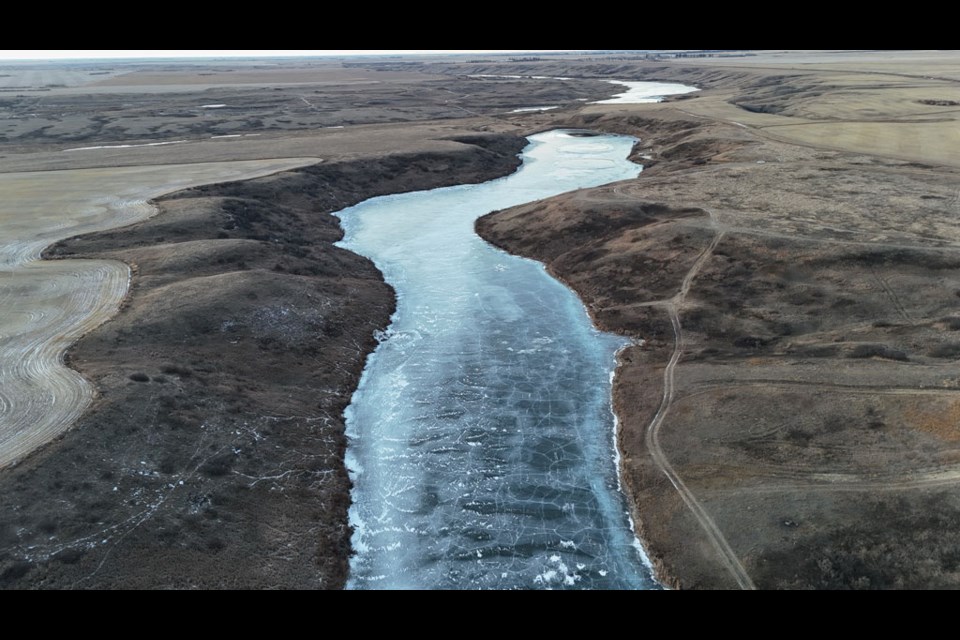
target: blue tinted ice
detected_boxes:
[336,130,658,589]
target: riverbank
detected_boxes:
[0,134,525,588]
[478,102,960,588]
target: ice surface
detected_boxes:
[336,130,659,590]
[592,80,699,104]
[510,106,559,113]
[468,75,697,106]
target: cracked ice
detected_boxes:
[336,130,659,590]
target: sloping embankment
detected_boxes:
[0,134,525,589]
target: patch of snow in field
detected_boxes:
[65,140,187,152]
[510,106,559,113]
[469,74,571,81]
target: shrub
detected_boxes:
[160,365,192,377]
[848,344,908,361]
[929,343,960,359]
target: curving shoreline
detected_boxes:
[0,136,526,588]
[6,58,956,589]
[5,52,960,591]
[477,206,686,589]
[339,130,654,589]
[0,119,701,590]
[0,160,319,471]
[480,89,960,588]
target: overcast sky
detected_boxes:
[0,50,573,61]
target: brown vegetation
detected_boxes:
[0,134,523,589]
[479,90,960,589]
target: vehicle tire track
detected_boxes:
[873,269,913,323]
[710,465,960,494]
[641,228,757,590]
[678,379,960,399]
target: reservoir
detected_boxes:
[336,130,658,589]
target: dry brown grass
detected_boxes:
[901,397,960,442]
[90,67,429,87]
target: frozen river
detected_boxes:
[336,130,658,589]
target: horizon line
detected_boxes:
[0,50,623,62]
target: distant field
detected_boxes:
[0,67,125,90]
[668,49,960,80]
[763,120,960,168]
[90,67,431,87]
[636,55,960,168]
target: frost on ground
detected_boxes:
[221,301,332,347]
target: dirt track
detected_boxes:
[640,227,758,589]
